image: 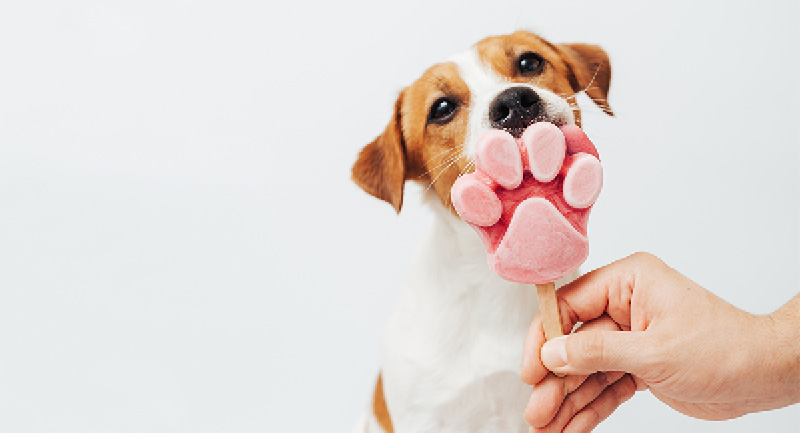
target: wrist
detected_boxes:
[744,297,800,412]
[765,296,800,406]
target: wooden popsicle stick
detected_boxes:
[536,281,565,377]
[536,282,564,340]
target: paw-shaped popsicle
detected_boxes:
[451,123,602,284]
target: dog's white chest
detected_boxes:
[379,202,547,433]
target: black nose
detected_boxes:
[489,86,541,136]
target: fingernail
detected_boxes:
[540,336,568,369]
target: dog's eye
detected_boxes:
[517,52,545,75]
[428,98,458,123]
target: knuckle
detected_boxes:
[621,376,638,399]
[609,375,637,404]
[525,380,563,427]
[561,394,578,419]
[583,404,602,426]
[629,251,663,268]
[594,371,609,387]
[564,374,587,394]
[605,379,624,405]
[523,403,539,426]
[520,364,537,385]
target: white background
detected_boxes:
[1,0,798,432]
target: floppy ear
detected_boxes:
[351,93,406,213]
[558,43,613,115]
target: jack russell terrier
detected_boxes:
[351,30,613,433]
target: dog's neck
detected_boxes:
[408,193,543,326]
[408,192,579,324]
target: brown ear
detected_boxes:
[558,43,613,115]
[351,93,406,213]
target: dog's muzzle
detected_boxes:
[489,86,542,137]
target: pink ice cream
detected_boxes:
[451,123,602,284]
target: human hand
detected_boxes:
[520,252,800,432]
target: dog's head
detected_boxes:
[352,31,612,213]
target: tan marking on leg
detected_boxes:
[372,373,394,433]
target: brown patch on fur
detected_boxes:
[554,42,613,115]
[401,62,471,209]
[352,95,407,213]
[372,373,394,433]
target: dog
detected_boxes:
[351,31,612,433]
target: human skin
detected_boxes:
[520,252,800,433]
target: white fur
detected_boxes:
[363,46,579,433]
[375,197,576,433]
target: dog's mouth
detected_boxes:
[502,117,569,139]
[489,111,575,140]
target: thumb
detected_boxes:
[540,330,652,376]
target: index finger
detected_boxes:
[555,252,660,328]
